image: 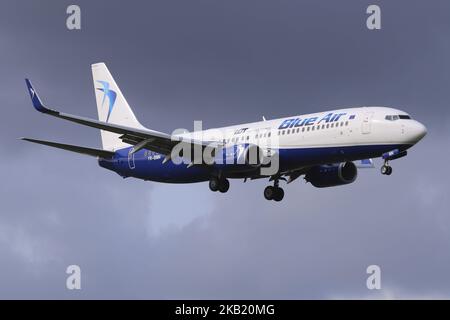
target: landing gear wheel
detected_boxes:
[210,177,230,193]
[209,178,220,192]
[273,187,284,202]
[264,186,284,201]
[381,165,393,175]
[218,179,230,193]
[264,186,275,200]
[386,166,392,175]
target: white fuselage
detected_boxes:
[185,106,427,152]
[99,106,427,184]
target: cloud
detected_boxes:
[1,0,450,299]
[146,183,215,237]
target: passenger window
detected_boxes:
[345,121,349,126]
[268,132,271,137]
[307,127,310,132]
[287,129,290,134]
[302,127,305,132]
[326,124,329,128]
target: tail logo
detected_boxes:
[96,81,117,122]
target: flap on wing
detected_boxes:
[354,158,375,168]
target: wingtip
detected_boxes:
[20,137,35,144]
[24,79,49,113]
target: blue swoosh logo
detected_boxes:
[96,81,117,122]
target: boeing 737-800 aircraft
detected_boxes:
[23,63,427,201]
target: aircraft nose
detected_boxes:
[411,121,427,143]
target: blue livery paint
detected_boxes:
[98,143,412,183]
[96,81,117,122]
[25,79,47,113]
[382,149,408,161]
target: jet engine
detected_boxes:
[305,162,357,188]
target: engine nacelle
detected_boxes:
[305,162,358,188]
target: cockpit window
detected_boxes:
[385,114,411,121]
[385,115,398,121]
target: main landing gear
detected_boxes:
[209,177,230,193]
[381,161,393,176]
[264,180,284,202]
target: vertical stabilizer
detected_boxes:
[91,62,145,150]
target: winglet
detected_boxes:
[25,79,51,113]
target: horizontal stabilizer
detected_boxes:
[21,138,115,158]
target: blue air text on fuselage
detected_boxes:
[278,112,350,130]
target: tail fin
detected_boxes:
[91,62,145,151]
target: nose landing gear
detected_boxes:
[381,161,393,175]
[380,149,408,176]
[264,180,284,201]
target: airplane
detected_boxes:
[22,62,427,201]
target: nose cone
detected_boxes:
[410,121,427,143]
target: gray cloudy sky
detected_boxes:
[1,0,450,299]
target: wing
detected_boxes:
[21,138,115,158]
[25,79,217,155]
